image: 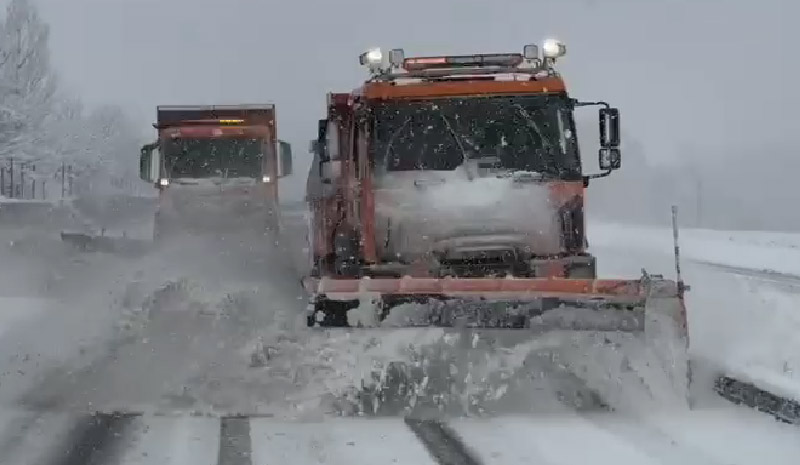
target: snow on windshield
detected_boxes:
[372,94,581,179]
[164,137,264,179]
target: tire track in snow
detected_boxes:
[528,350,728,465]
[405,417,484,465]
[693,260,800,291]
[48,411,137,465]
[575,411,729,465]
[217,416,253,465]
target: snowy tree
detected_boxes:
[0,0,145,200]
[70,104,146,196]
[0,0,56,163]
[42,95,85,160]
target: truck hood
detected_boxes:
[373,168,562,262]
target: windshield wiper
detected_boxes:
[383,116,412,165]
[511,104,556,153]
[435,112,477,181]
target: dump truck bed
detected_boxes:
[156,104,276,128]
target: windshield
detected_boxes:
[163,137,263,178]
[372,94,581,178]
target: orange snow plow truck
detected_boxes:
[138,104,293,238]
[304,42,692,402]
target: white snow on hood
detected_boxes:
[374,167,562,260]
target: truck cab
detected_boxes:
[139,104,293,238]
[306,41,622,280]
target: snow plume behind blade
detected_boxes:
[301,275,691,417]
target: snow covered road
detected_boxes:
[0,219,798,464]
[1,403,799,465]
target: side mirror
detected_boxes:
[326,120,340,161]
[316,119,328,161]
[277,140,293,177]
[309,139,319,154]
[320,160,342,185]
[139,148,150,181]
[599,107,620,148]
[598,147,621,171]
[139,143,160,183]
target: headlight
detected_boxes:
[262,175,272,183]
[159,178,169,187]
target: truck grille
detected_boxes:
[437,249,521,277]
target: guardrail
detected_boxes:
[715,375,800,425]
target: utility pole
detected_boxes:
[696,177,703,228]
[19,163,25,199]
[8,157,13,198]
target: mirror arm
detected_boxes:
[582,171,613,187]
[571,99,610,109]
[584,170,613,180]
[142,141,159,152]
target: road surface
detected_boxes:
[0,215,797,464]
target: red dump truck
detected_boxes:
[138,104,293,239]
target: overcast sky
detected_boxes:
[17,0,798,199]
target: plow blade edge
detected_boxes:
[304,276,685,334]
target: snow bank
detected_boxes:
[707,277,800,400]
[589,222,800,276]
[589,222,800,402]
[0,196,54,204]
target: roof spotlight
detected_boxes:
[359,47,383,66]
[542,39,566,59]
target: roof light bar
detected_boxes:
[363,40,567,79]
[403,53,523,71]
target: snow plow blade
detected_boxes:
[305,272,693,407]
[304,274,687,334]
